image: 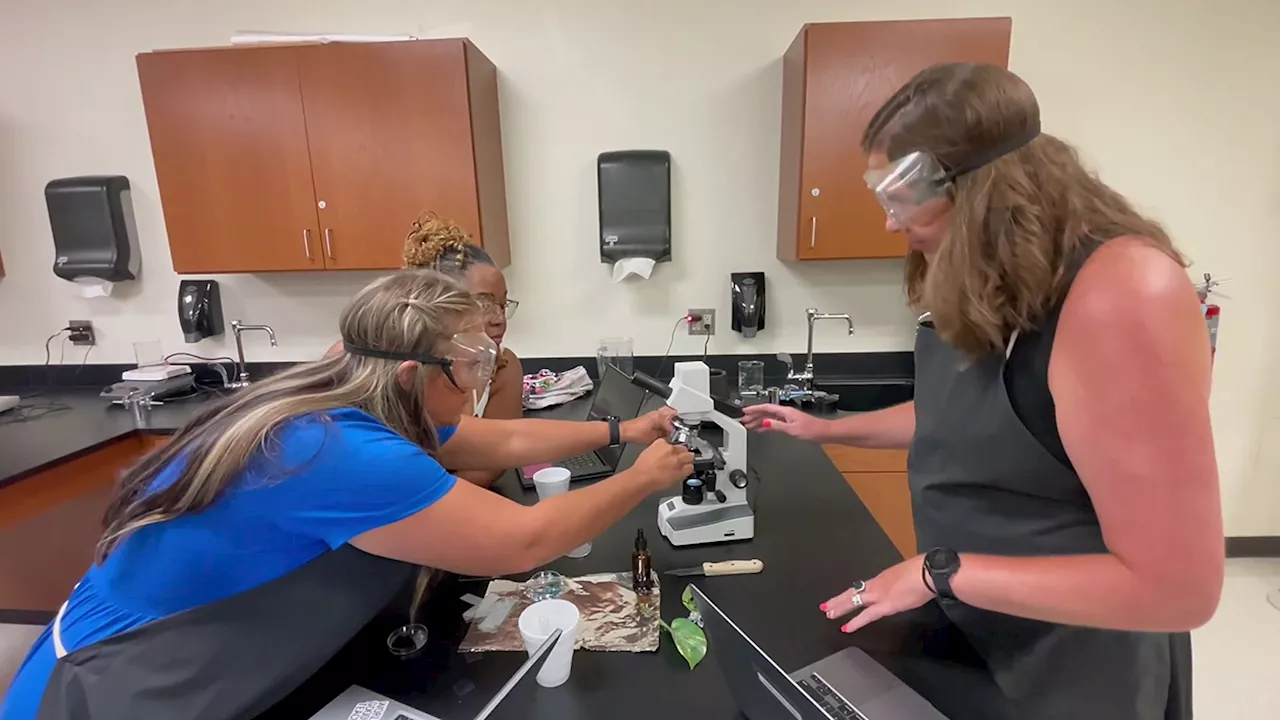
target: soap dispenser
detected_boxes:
[178,279,225,343]
[731,272,766,338]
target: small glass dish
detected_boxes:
[523,570,567,602]
[386,623,429,658]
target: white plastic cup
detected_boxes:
[531,467,592,558]
[518,599,581,687]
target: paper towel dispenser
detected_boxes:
[45,175,140,283]
[598,150,671,264]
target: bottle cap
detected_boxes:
[636,528,647,551]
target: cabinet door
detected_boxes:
[298,40,481,271]
[797,18,1011,260]
[841,472,917,559]
[137,47,323,273]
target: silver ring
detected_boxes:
[852,593,864,608]
[850,580,866,593]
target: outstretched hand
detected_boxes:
[820,555,934,634]
[621,407,677,445]
[740,404,827,442]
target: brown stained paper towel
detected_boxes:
[460,572,662,653]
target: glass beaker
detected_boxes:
[737,359,765,397]
[596,337,634,378]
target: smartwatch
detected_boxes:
[923,547,961,602]
[604,416,621,448]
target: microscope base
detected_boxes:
[657,497,755,546]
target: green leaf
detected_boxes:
[659,617,708,670]
[682,584,697,613]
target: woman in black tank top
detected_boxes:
[743,64,1218,720]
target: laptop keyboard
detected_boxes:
[345,700,388,720]
[560,452,608,473]
[798,673,867,720]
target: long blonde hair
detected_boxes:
[863,63,1183,356]
[98,270,478,561]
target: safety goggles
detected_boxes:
[864,123,1042,227]
[345,331,498,391]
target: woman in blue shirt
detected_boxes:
[3,269,691,720]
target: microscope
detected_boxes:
[630,362,754,546]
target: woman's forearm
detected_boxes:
[519,467,657,566]
[951,552,1220,632]
[820,401,916,448]
[454,469,505,489]
[490,418,610,467]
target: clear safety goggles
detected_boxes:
[345,331,498,391]
[864,124,1043,227]
[863,151,953,227]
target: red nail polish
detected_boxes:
[763,419,772,429]
[820,603,828,611]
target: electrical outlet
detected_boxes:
[688,308,716,336]
[68,320,95,346]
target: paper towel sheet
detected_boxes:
[611,257,655,283]
[72,277,114,297]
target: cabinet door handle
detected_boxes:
[323,228,334,260]
[809,216,817,248]
[302,229,313,260]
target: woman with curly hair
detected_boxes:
[330,213,524,488]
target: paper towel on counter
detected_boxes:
[611,257,655,283]
[71,277,114,298]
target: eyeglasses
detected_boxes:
[475,295,518,320]
[344,332,498,392]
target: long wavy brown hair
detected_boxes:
[863,63,1183,356]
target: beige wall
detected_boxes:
[0,0,1276,534]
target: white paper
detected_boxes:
[72,277,114,298]
[611,257,655,283]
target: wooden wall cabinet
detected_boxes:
[777,18,1012,261]
[823,444,916,559]
[136,39,509,274]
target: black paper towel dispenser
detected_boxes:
[598,150,671,264]
[45,175,140,283]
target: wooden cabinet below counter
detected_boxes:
[822,444,916,559]
[0,434,167,615]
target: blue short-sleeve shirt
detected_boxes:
[1,408,457,720]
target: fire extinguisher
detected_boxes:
[1195,273,1221,365]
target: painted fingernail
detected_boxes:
[762,419,772,428]
[819,603,828,611]
[842,625,852,633]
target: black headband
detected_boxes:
[343,343,446,366]
[940,120,1042,183]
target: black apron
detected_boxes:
[909,319,1193,720]
[37,545,413,720]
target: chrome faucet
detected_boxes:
[778,308,854,398]
[229,320,278,388]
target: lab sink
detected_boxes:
[815,378,914,413]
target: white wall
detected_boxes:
[0,0,1276,534]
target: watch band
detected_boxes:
[606,417,621,447]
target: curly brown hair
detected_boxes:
[402,212,494,274]
[863,63,1183,357]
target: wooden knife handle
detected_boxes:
[702,559,764,576]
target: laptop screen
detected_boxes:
[589,364,650,467]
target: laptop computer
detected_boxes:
[690,586,948,720]
[311,629,561,720]
[516,363,649,488]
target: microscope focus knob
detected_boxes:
[714,489,727,504]
[729,469,749,490]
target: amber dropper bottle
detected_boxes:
[632,529,653,595]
